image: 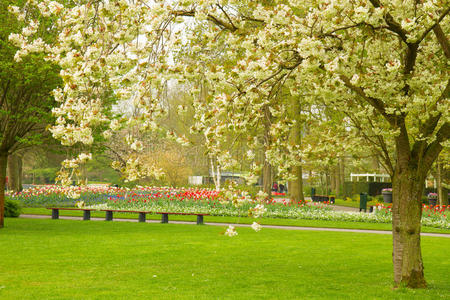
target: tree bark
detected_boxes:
[262,159,272,197]
[391,153,427,288]
[0,151,8,228]
[262,105,272,198]
[334,165,340,196]
[436,161,443,207]
[7,153,23,193]
[216,163,221,190]
[443,187,449,206]
[325,170,331,195]
[210,157,220,190]
[340,157,345,195]
[331,167,337,193]
[288,98,304,201]
[288,165,304,201]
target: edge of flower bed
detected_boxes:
[19,207,450,234]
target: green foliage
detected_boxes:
[5,198,21,217]
[233,184,261,198]
[374,195,384,203]
[421,196,428,205]
[0,0,62,153]
[305,185,333,196]
[85,156,121,184]
[29,168,58,184]
[352,194,360,201]
[344,182,369,197]
[334,198,379,208]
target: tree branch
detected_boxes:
[103,144,127,165]
[368,0,409,43]
[173,9,237,32]
[416,7,450,46]
[433,24,450,59]
[422,122,450,172]
[404,43,419,76]
[324,22,388,37]
[345,111,394,175]
[216,4,237,31]
[0,80,10,109]
[339,74,396,126]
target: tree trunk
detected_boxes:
[391,159,427,288]
[443,187,449,206]
[0,151,8,228]
[216,163,221,190]
[334,165,340,196]
[436,161,443,207]
[19,157,22,190]
[330,167,336,193]
[8,153,23,193]
[262,105,272,198]
[340,157,345,196]
[325,170,330,195]
[262,159,272,197]
[210,157,220,190]
[288,165,304,201]
[288,97,304,201]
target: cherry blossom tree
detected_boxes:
[11,0,448,288]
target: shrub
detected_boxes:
[374,195,384,203]
[5,199,21,217]
[421,196,428,204]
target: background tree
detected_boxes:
[0,0,61,227]
[7,152,23,192]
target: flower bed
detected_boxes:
[87,188,330,218]
[9,185,449,229]
[10,185,329,218]
[8,185,123,207]
[372,204,449,229]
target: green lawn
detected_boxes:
[21,207,450,234]
[0,218,449,299]
[333,198,379,208]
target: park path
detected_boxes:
[19,214,450,238]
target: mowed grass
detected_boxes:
[1,219,449,299]
[333,198,378,208]
[22,207,450,234]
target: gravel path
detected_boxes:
[20,214,450,238]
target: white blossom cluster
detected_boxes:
[9,0,178,189]
[248,204,267,219]
[11,0,448,206]
[251,222,262,232]
[224,225,238,237]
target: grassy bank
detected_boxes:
[1,218,449,299]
